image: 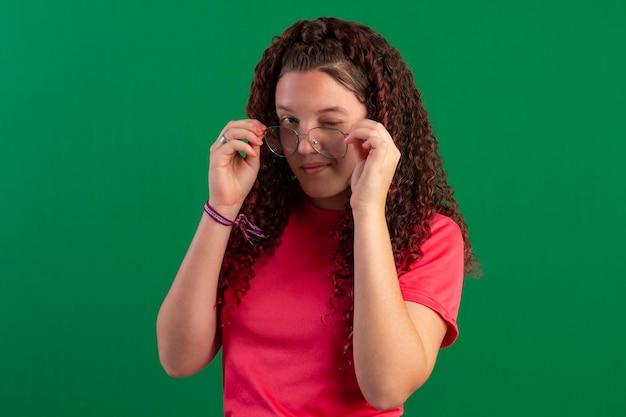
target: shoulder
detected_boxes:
[430,214,463,242]
[416,214,464,266]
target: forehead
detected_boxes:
[275,70,365,116]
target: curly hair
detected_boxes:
[217,17,480,358]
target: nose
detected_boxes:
[295,131,318,155]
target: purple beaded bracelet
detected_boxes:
[203,201,264,244]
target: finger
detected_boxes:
[349,130,399,162]
[223,118,266,135]
[218,120,266,146]
[346,122,391,145]
[346,129,385,157]
[217,138,261,158]
[233,140,262,158]
[215,129,262,148]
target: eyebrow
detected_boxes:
[275,104,349,115]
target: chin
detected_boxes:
[300,186,350,210]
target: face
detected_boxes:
[274,70,367,210]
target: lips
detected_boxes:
[300,161,331,176]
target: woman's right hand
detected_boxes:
[158,120,265,377]
[208,119,266,210]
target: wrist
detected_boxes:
[353,200,389,222]
[206,199,242,220]
[351,202,386,219]
[203,201,264,244]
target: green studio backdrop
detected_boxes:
[1,0,625,416]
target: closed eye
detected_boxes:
[320,121,342,128]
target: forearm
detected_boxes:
[352,209,430,409]
[156,211,235,377]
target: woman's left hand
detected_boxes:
[346,120,400,213]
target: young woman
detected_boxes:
[157,17,479,416]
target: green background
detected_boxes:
[2,0,625,416]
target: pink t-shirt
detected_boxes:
[221,201,464,416]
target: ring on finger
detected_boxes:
[219,134,229,145]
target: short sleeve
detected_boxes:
[399,214,465,347]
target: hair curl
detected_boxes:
[217,17,480,358]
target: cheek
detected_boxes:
[285,157,297,173]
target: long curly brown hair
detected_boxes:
[217,17,480,356]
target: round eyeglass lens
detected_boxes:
[309,127,347,158]
[264,126,298,157]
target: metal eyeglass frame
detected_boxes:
[264,126,348,159]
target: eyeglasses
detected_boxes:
[264,126,348,159]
